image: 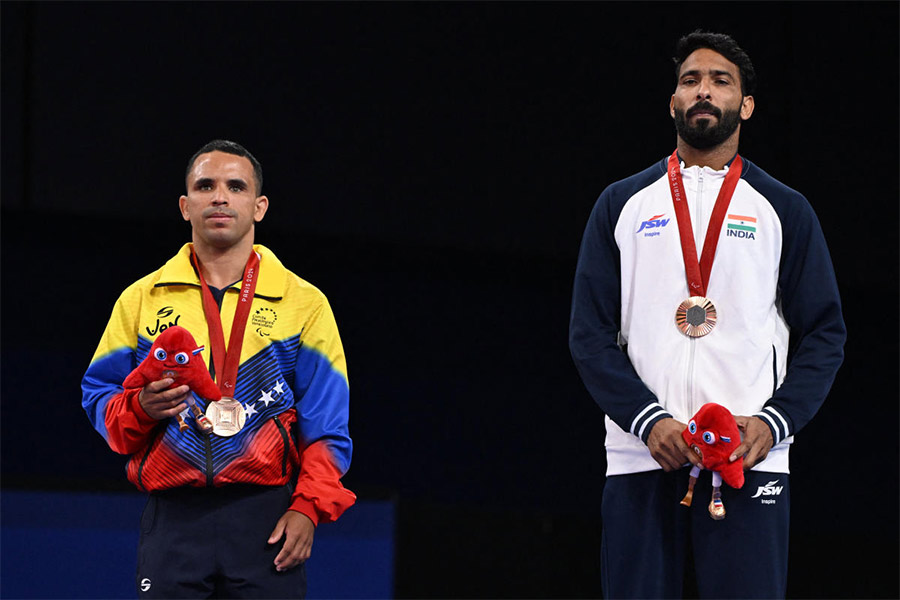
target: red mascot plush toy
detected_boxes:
[680,402,744,520]
[123,326,220,433]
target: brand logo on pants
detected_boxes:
[140,578,152,592]
[750,480,783,499]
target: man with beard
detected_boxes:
[569,32,845,598]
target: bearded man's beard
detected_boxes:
[674,101,743,150]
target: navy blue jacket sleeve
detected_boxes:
[569,173,673,443]
[746,163,846,444]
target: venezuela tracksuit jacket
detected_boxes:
[569,155,846,476]
[82,244,355,525]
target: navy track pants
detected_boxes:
[137,484,307,599]
[601,468,789,599]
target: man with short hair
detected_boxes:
[569,32,845,598]
[83,139,355,598]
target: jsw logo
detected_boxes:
[636,214,670,233]
[750,480,783,498]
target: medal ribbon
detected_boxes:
[191,246,260,396]
[666,150,742,297]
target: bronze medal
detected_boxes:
[206,397,246,437]
[666,151,742,339]
[675,296,717,338]
[192,248,261,439]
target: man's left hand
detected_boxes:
[730,416,774,469]
[268,510,315,572]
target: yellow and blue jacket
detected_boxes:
[82,244,355,525]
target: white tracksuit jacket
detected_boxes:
[569,155,846,476]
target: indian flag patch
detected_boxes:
[727,214,757,233]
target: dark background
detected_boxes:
[2,2,897,598]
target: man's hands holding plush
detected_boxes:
[647,418,701,471]
[647,415,775,471]
[139,379,189,420]
[730,416,774,469]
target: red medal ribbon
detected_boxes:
[191,246,260,395]
[666,150,742,297]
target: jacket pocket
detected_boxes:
[273,417,290,477]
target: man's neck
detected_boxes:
[676,133,740,171]
[192,239,254,289]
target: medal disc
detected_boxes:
[675,296,717,337]
[206,397,246,437]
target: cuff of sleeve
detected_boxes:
[288,498,320,527]
[124,387,158,426]
[754,405,792,446]
[629,402,673,444]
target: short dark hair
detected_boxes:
[673,31,756,97]
[185,139,264,195]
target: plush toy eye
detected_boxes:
[688,420,697,434]
[702,431,716,444]
[154,348,167,361]
[174,352,189,365]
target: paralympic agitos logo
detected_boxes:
[636,213,670,236]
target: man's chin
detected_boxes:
[674,107,741,151]
[677,124,737,150]
[198,232,241,250]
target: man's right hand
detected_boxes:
[647,418,701,471]
[138,379,190,420]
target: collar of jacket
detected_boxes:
[154,243,285,301]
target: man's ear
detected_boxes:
[669,95,676,119]
[253,195,269,224]
[179,196,191,221]
[740,95,755,120]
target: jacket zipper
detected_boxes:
[696,170,705,254]
[685,169,704,417]
[686,339,697,416]
[273,417,290,477]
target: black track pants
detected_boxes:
[137,484,307,599]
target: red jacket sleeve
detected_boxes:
[103,387,161,455]
[289,441,357,525]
